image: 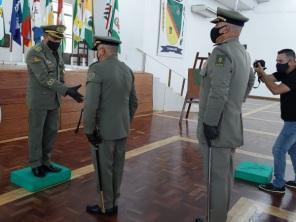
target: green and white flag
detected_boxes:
[0,0,5,46]
[108,0,120,41]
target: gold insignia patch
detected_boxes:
[56,26,66,33]
[33,46,42,52]
[215,55,225,67]
[47,79,55,86]
[32,56,42,63]
[87,72,95,81]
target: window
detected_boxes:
[53,1,73,53]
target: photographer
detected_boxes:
[255,49,296,194]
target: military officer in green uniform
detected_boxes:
[26,25,84,177]
[83,36,138,216]
[196,8,255,222]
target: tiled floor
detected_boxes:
[0,98,295,222]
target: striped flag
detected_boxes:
[10,0,22,45]
[82,0,93,48]
[22,0,32,47]
[44,0,54,25]
[0,0,5,46]
[73,0,83,48]
[32,0,43,44]
[57,0,66,52]
[57,0,64,25]
[103,1,112,30]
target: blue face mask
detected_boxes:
[276,63,289,73]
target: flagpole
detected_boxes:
[22,38,25,63]
[9,35,13,62]
[81,0,85,66]
[71,0,75,66]
[92,0,95,62]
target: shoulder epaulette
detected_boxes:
[33,45,42,52]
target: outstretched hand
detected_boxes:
[66,84,84,103]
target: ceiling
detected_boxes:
[215,0,270,10]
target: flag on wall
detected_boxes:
[0,0,5,46]
[44,0,54,25]
[157,0,185,58]
[22,0,32,47]
[73,0,83,48]
[108,0,120,41]
[82,0,93,48]
[32,0,43,44]
[10,0,23,45]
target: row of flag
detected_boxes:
[7,0,58,47]
[0,0,120,50]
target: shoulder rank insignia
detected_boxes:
[215,55,225,67]
[87,72,95,81]
[31,56,42,63]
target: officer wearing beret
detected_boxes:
[196,8,255,222]
[83,36,138,216]
[26,25,84,177]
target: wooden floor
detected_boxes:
[0,98,296,222]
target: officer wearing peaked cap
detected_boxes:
[26,25,84,177]
[196,8,255,222]
[83,36,138,216]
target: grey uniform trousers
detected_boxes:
[28,109,59,168]
[200,143,235,222]
[91,138,127,209]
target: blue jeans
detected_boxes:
[272,121,296,188]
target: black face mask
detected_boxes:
[276,63,289,73]
[47,40,61,51]
[210,26,225,43]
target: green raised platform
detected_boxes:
[10,163,71,192]
[235,161,273,184]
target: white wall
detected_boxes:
[241,0,296,97]
[141,0,226,96]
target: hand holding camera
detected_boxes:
[253,60,267,78]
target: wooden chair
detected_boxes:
[179,52,208,125]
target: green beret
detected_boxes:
[42,25,66,39]
[211,7,249,27]
[92,36,121,50]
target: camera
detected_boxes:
[253,59,266,69]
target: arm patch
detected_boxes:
[215,55,225,67]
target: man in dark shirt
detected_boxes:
[255,48,296,194]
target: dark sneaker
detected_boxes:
[285,181,296,189]
[195,217,205,222]
[259,183,285,194]
[86,204,118,216]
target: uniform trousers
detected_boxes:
[91,138,127,209]
[200,143,235,222]
[28,108,59,168]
